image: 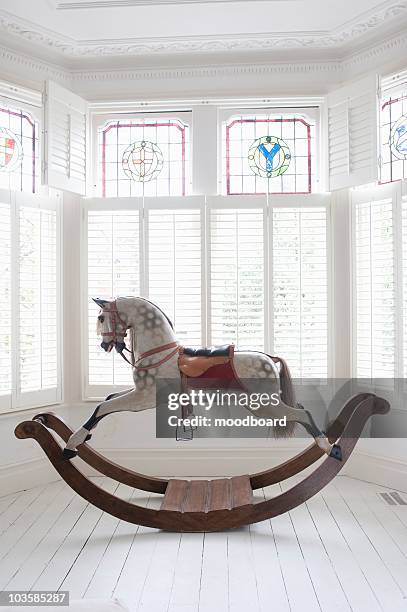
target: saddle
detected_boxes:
[178,345,234,378]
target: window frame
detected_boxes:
[88,100,324,198]
[379,85,407,185]
[0,94,43,196]
[90,110,192,198]
[218,106,322,196]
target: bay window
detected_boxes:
[83,194,329,397]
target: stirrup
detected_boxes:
[176,422,196,442]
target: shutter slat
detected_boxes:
[209,208,264,351]
[273,207,328,378]
[45,80,88,195]
[87,209,140,387]
[0,202,11,405]
[19,205,59,394]
[148,208,202,347]
[354,194,395,377]
[328,75,378,190]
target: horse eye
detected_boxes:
[98,315,104,323]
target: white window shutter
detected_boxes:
[272,205,328,378]
[207,198,266,351]
[146,200,203,346]
[44,80,88,194]
[0,191,12,411]
[353,187,395,377]
[327,74,379,191]
[17,192,62,408]
[86,202,141,394]
[401,184,407,378]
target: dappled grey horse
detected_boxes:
[63,296,342,461]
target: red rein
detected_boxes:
[101,301,179,370]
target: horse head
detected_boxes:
[93,297,128,354]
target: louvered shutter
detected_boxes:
[146,199,203,346]
[402,184,407,378]
[17,191,61,408]
[272,204,328,378]
[208,198,266,350]
[86,201,141,395]
[327,74,379,191]
[353,186,395,377]
[44,80,88,194]
[0,191,12,411]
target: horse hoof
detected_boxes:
[330,444,342,461]
[62,448,78,460]
[85,434,92,442]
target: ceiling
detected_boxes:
[0,0,406,69]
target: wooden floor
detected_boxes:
[1,474,407,612]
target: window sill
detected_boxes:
[0,401,65,419]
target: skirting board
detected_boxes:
[1,447,407,497]
[344,450,407,494]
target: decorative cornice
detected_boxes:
[56,0,284,7]
[0,16,407,98]
[0,45,71,85]
[71,60,341,83]
[0,2,406,58]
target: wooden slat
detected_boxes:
[183,481,210,513]
[208,479,232,511]
[161,478,253,514]
[231,476,252,508]
[161,480,189,512]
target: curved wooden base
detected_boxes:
[14,393,389,532]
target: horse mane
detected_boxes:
[127,297,175,360]
[138,297,174,330]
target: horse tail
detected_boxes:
[271,356,296,408]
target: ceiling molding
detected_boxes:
[0,45,71,85]
[0,2,406,59]
[0,17,406,100]
[56,0,289,7]
[71,60,341,84]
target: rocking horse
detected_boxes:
[15,296,389,532]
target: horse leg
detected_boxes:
[79,388,134,445]
[63,388,152,459]
[285,403,342,461]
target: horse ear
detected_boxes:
[92,297,108,308]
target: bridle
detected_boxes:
[135,342,179,371]
[99,300,179,370]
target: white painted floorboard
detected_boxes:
[0,475,407,612]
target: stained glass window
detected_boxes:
[380,90,407,183]
[0,105,38,193]
[99,117,190,197]
[223,112,316,195]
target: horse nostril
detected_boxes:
[116,341,126,353]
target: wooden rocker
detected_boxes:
[14,392,389,532]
